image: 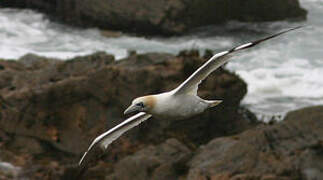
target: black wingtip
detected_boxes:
[228,26,304,53]
[252,26,304,45]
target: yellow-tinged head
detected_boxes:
[124,95,156,115]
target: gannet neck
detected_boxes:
[141,95,157,110]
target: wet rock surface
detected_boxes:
[0,51,257,179]
[0,0,307,35]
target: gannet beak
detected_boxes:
[124,105,141,115]
[209,100,223,108]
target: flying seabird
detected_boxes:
[78,26,302,169]
[123,26,302,118]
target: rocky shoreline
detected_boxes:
[0,0,307,35]
[0,51,322,180]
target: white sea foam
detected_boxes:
[0,0,322,119]
[225,0,323,118]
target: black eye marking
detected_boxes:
[136,102,144,108]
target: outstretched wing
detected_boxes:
[78,112,152,168]
[173,26,302,95]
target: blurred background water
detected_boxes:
[0,0,322,121]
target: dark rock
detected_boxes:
[0,64,5,71]
[203,49,214,59]
[1,51,322,180]
[0,0,307,35]
[0,53,114,95]
[187,105,323,180]
[105,138,191,180]
[116,52,173,68]
[19,53,59,69]
[0,51,257,179]
[0,51,254,156]
[8,136,44,155]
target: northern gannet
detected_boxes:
[79,26,301,168]
[123,26,302,118]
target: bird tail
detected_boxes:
[206,100,223,108]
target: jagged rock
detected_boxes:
[0,0,307,35]
[105,138,191,180]
[0,51,257,179]
[0,51,255,156]
[1,51,322,180]
[187,105,323,180]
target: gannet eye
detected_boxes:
[136,102,144,108]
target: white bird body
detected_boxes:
[78,26,302,169]
[147,92,212,120]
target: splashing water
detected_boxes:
[227,0,323,120]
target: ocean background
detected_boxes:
[0,0,322,121]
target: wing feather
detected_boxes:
[78,112,152,167]
[174,26,303,95]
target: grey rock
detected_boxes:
[187,106,323,180]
